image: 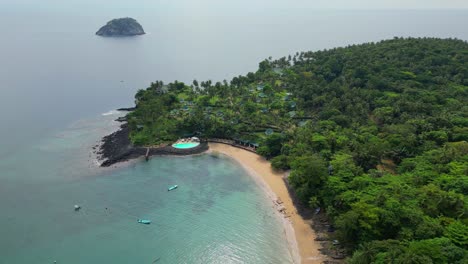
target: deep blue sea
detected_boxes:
[0,1,467,263]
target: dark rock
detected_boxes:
[99,123,139,166]
[331,254,346,260]
[315,235,328,241]
[96,18,145,37]
[98,123,209,167]
[115,116,127,122]
[117,107,136,111]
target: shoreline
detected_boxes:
[95,116,333,263]
[96,123,208,167]
[208,143,326,264]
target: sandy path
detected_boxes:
[209,143,325,264]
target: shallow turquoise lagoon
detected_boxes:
[0,114,293,264]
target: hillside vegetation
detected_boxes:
[127,38,468,263]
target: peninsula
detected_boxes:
[96,18,145,37]
[100,38,468,264]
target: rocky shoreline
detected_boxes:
[116,107,136,111]
[283,177,347,263]
[97,123,208,167]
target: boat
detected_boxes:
[168,185,178,191]
[74,205,81,211]
[137,219,151,224]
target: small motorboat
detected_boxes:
[74,205,81,211]
[168,185,178,191]
[137,219,151,224]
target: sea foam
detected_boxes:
[102,110,119,116]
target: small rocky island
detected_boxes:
[96,18,145,37]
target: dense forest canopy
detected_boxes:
[127,38,468,263]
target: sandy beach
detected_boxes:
[209,143,325,264]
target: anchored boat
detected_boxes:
[168,185,178,191]
[137,219,151,224]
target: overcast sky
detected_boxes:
[217,0,468,9]
[166,0,468,14]
[292,0,468,9]
[3,0,468,12]
[162,0,468,10]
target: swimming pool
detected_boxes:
[172,142,200,149]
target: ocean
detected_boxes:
[0,112,293,263]
[0,1,467,263]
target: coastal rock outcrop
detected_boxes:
[97,123,209,167]
[96,18,145,37]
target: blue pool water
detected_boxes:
[172,142,201,149]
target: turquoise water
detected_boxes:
[0,113,293,264]
[172,142,201,149]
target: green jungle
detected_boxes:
[126,38,468,263]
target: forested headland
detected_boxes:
[126,38,467,263]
